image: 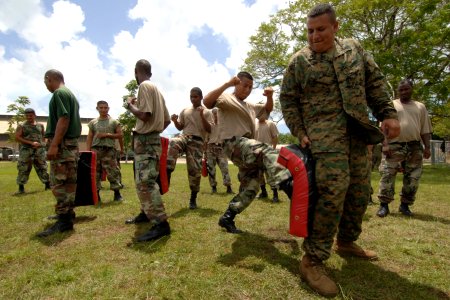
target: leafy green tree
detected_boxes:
[117,80,138,161]
[6,96,30,154]
[243,0,449,129]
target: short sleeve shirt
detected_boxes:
[134,80,170,134]
[255,120,279,144]
[88,117,120,148]
[45,86,81,139]
[179,106,213,140]
[216,93,266,140]
[390,99,432,143]
[18,122,45,148]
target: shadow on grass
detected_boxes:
[94,201,124,208]
[125,223,171,253]
[31,229,74,246]
[389,212,450,225]
[338,258,450,300]
[217,232,301,276]
[170,207,221,219]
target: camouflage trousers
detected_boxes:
[167,135,203,193]
[303,136,370,261]
[206,143,231,187]
[223,137,291,213]
[48,138,79,215]
[378,141,423,205]
[133,132,167,224]
[16,146,49,185]
[92,147,122,191]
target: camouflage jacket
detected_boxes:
[18,121,45,148]
[279,38,397,145]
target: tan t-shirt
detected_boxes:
[134,80,170,134]
[255,120,279,144]
[178,106,213,140]
[390,99,432,143]
[216,93,266,140]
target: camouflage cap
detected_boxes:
[24,108,35,114]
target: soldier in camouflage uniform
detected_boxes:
[167,87,213,209]
[206,107,233,194]
[279,4,400,297]
[124,59,171,242]
[203,71,293,234]
[14,108,50,194]
[37,69,81,237]
[86,101,124,203]
[255,114,280,202]
[377,79,432,217]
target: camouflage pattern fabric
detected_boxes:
[17,147,49,185]
[17,122,49,185]
[133,132,167,224]
[48,138,79,215]
[302,135,370,261]
[167,135,203,193]
[92,147,122,190]
[222,137,291,213]
[206,143,231,187]
[378,141,423,205]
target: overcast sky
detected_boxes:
[0,0,291,135]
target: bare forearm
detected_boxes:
[203,82,232,109]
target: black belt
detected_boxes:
[92,146,113,150]
[186,135,203,141]
[391,141,421,146]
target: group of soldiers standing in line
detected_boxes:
[11,3,434,298]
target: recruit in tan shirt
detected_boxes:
[178,106,213,140]
[255,120,279,145]
[216,93,266,140]
[134,80,170,134]
[389,99,432,143]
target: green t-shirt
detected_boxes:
[88,117,119,148]
[45,86,81,139]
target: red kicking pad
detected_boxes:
[277,145,317,237]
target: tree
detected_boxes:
[6,96,30,156]
[243,0,449,128]
[117,80,138,161]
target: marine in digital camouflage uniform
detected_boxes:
[203,71,292,234]
[376,79,432,218]
[206,107,233,194]
[86,101,124,203]
[278,3,400,297]
[167,87,213,209]
[14,108,50,194]
[123,59,171,243]
[37,69,82,237]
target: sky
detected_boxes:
[0,0,291,135]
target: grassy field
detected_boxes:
[0,161,449,300]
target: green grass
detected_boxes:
[0,161,449,299]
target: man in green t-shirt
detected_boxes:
[37,69,81,237]
[86,101,124,203]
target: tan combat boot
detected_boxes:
[334,240,378,260]
[300,255,339,298]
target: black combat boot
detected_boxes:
[44,182,51,190]
[272,188,279,203]
[17,184,25,194]
[189,191,198,209]
[211,186,217,193]
[113,189,123,201]
[376,203,390,217]
[226,185,234,194]
[279,177,293,199]
[258,185,268,199]
[125,210,150,224]
[36,213,74,237]
[399,202,413,216]
[136,220,171,242]
[218,208,242,233]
